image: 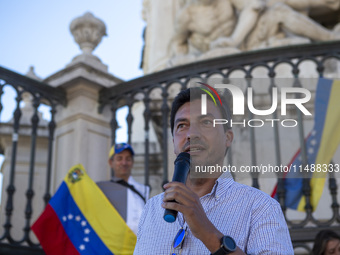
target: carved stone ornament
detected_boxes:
[70,12,107,55]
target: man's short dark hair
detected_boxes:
[170,86,232,135]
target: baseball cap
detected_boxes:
[108,143,135,158]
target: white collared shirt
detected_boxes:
[134,173,293,254]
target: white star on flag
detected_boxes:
[84,228,90,234]
[68,214,73,220]
[84,237,90,242]
[81,221,87,227]
[62,216,67,221]
[79,244,85,250]
[75,216,81,221]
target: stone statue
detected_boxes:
[168,0,340,66]
[212,0,340,50]
[266,0,340,15]
[168,0,243,66]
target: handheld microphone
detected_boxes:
[163,152,191,223]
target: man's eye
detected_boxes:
[202,119,213,125]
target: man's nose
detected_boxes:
[186,123,201,140]
[122,159,130,165]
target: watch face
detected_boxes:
[223,236,236,251]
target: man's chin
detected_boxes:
[190,157,209,167]
[117,171,131,180]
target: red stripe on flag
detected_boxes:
[270,185,277,198]
[270,149,301,198]
[31,204,79,255]
[271,133,311,198]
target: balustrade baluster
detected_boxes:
[161,86,169,186]
[43,104,56,206]
[2,90,22,244]
[143,92,151,188]
[126,98,133,145]
[0,83,4,118]
[22,96,40,244]
[247,77,259,189]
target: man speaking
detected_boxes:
[134,87,293,254]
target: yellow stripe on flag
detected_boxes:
[298,80,340,211]
[64,164,137,255]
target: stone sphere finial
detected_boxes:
[70,12,107,54]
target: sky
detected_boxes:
[0,0,146,187]
[0,0,145,80]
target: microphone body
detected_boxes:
[163,152,191,223]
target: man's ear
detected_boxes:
[108,158,113,168]
[225,129,233,147]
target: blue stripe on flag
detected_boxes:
[49,182,113,255]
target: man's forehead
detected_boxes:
[175,99,222,119]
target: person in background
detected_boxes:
[97,143,150,235]
[312,230,340,255]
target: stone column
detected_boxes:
[44,12,123,191]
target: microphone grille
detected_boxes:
[175,152,191,164]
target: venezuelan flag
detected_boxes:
[272,78,340,211]
[32,164,136,255]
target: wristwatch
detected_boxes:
[211,236,237,255]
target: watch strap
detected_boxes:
[211,236,236,255]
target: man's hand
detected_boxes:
[162,182,219,240]
[162,182,246,254]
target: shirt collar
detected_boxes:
[111,176,134,182]
[204,171,234,200]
